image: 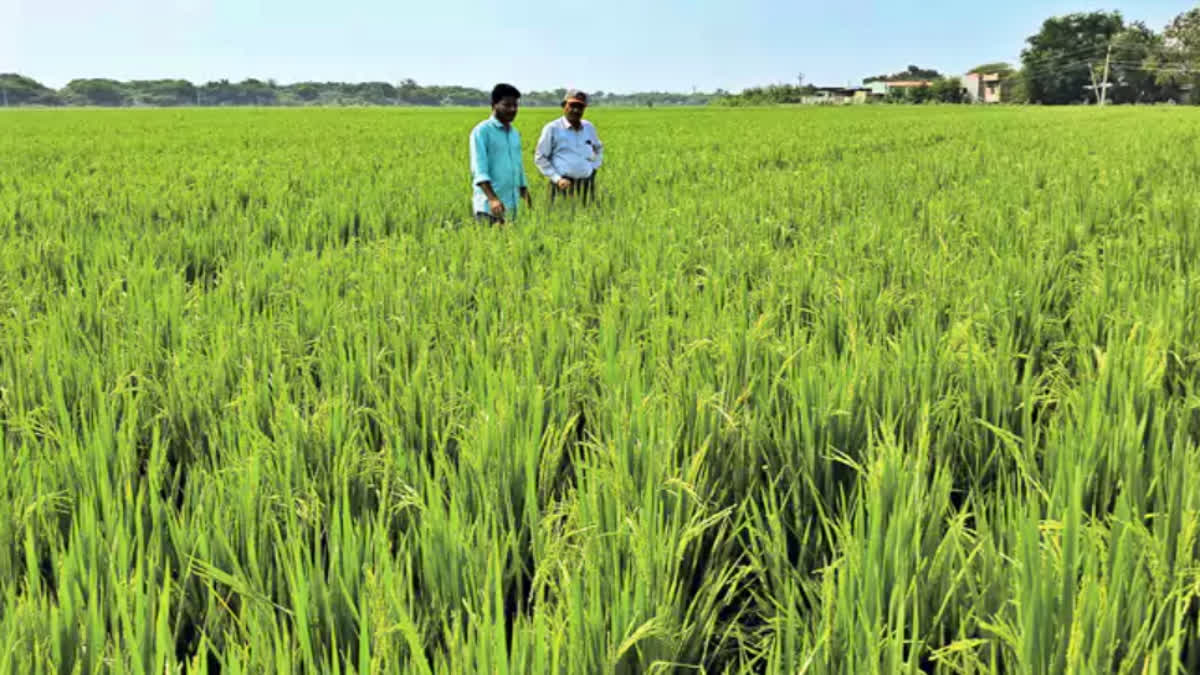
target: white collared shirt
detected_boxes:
[534,117,604,182]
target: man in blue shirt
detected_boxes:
[470,83,532,224]
[535,89,604,206]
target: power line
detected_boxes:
[1106,61,1195,74]
[1019,57,1107,78]
[1005,44,1113,72]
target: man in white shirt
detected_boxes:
[534,89,604,206]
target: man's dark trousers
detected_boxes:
[549,171,596,205]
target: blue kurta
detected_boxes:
[470,116,528,217]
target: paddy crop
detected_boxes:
[1,105,1200,673]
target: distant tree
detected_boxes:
[1109,22,1171,103]
[905,83,933,103]
[864,65,942,83]
[967,62,1015,77]
[1021,11,1125,104]
[0,73,59,105]
[930,77,965,103]
[1163,6,1200,61]
[238,79,277,105]
[0,72,718,108]
[127,79,196,106]
[1152,7,1200,102]
[293,83,321,102]
[1002,69,1031,103]
[716,83,817,106]
[62,79,127,106]
[358,82,398,104]
[396,79,438,105]
[199,79,235,105]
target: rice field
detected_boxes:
[2,104,1200,673]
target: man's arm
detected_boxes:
[477,180,507,218]
[589,123,604,171]
[470,126,491,186]
[470,127,504,217]
[533,124,561,183]
[477,180,500,201]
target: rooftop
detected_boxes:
[885,80,934,88]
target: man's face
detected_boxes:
[494,96,519,124]
[564,102,585,125]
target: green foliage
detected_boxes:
[0,73,59,105]
[1002,70,1032,103]
[1165,6,1200,58]
[716,84,818,106]
[863,65,942,83]
[128,79,197,106]
[930,78,965,103]
[967,62,1015,77]
[1153,7,1200,102]
[61,78,128,106]
[1016,7,1200,105]
[1109,23,1171,103]
[1021,11,1126,104]
[881,79,964,105]
[0,74,717,108]
[2,106,1200,672]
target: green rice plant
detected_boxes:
[1,105,1199,673]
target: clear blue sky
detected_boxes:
[2,0,1194,92]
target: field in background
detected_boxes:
[2,106,1200,673]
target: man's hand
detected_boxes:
[556,178,572,190]
[488,197,505,218]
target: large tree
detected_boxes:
[1021,11,1126,104]
[930,77,965,103]
[1002,70,1031,103]
[0,73,59,105]
[127,79,197,106]
[62,79,128,106]
[1109,22,1170,103]
[1152,6,1200,101]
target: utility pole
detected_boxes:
[1100,44,1112,106]
[1086,43,1113,105]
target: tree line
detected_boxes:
[0,75,718,108]
[4,6,1198,109]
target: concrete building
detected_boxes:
[863,80,936,98]
[800,87,879,105]
[853,88,882,103]
[963,72,1003,103]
